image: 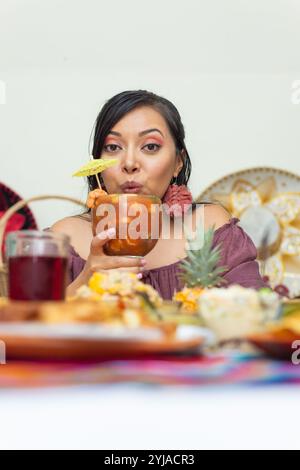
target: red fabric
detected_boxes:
[0,182,37,258]
[0,211,25,257]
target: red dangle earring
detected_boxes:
[162,175,193,217]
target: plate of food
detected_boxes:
[0,271,208,360]
[247,329,298,360]
[247,303,300,359]
[0,318,207,360]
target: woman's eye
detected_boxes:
[143,143,161,152]
[103,143,161,153]
[103,144,120,153]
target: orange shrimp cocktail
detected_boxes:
[89,190,162,257]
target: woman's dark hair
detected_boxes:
[88,89,192,192]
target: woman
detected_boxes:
[51,90,266,299]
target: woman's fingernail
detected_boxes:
[107,228,116,238]
[97,232,106,240]
[141,259,147,266]
[137,273,143,279]
[97,228,115,240]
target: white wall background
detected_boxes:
[0,0,300,229]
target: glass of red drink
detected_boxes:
[6,231,70,301]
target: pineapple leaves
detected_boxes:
[179,223,228,288]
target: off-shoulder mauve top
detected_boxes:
[68,217,267,300]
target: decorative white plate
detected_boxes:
[196,167,300,296]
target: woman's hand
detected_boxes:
[85,227,146,276]
[66,227,146,296]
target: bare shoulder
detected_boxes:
[50,215,92,252]
[50,214,92,259]
[192,203,231,231]
[50,216,87,235]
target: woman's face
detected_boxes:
[100,106,184,198]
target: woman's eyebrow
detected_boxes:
[108,128,164,137]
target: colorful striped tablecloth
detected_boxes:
[0,351,300,388]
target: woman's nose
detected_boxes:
[122,152,140,174]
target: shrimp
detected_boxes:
[86,188,107,209]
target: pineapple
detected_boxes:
[179,226,227,288]
[173,225,227,313]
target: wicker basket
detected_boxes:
[0,195,86,298]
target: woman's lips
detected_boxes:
[120,182,143,193]
[122,188,142,193]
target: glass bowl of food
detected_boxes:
[92,193,162,257]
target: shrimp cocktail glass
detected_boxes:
[73,156,162,257]
[91,193,162,257]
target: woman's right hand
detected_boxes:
[83,227,146,279]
